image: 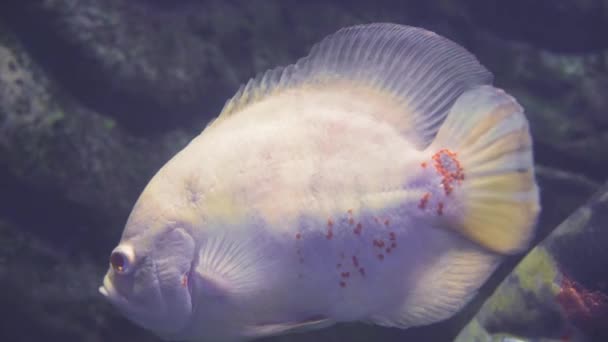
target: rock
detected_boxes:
[0,0,237,134]
[0,219,159,342]
[0,22,191,251]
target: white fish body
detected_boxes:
[99,23,540,342]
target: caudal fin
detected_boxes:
[427,85,540,255]
[369,85,540,331]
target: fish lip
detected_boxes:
[99,273,128,307]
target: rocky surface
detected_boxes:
[0,1,606,341]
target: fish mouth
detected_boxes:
[99,273,129,307]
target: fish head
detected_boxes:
[99,166,200,339]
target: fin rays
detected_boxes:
[212,23,492,149]
[429,85,540,255]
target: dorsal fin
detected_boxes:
[212,23,492,149]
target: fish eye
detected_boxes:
[110,245,135,274]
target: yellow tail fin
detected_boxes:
[427,85,540,255]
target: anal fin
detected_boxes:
[243,317,334,339]
[369,238,500,328]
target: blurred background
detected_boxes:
[0,1,606,341]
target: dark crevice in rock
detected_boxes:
[533,141,608,183]
[0,163,119,261]
[465,0,608,53]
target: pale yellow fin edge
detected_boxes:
[430,85,541,255]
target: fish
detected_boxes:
[99,23,540,341]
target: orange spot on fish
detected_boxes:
[295,233,301,240]
[352,256,359,267]
[339,281,347,288]
[391,242,397,249]
[354,223,362,235]
[347,209,353,215]
[384,219,390,226]
[181,274,188,288]
[386,248,391,254]
[437,202,444,216]
[432,149,464,196]
[373,240,385,248]
[348,217,355,225]
[341,272,350,278]
[418,192,431,210]
[326,219,334,239]
[389,232,396,241]
[421,162,427,168]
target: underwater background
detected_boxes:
[0,1,606,341]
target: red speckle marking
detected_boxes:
[384,219,390,226]
[295,233,302,240]
[418,192,431,210]
[389,232,396,241]
[373,240,385,248]
[181,274,188,288]
[386,248,391,254]
[347,209,353,215]
[421,162,427,168]
[437,202,444,216]
[359,267,366,277]
[352,256,359,267]
[339,281,347,288]
[348,217,355,225]
[354,223,362,235]
[432,149,464,196]
[377,254,384,261]
[336,263,342,269]
[374,217,380,224]
[326,219,334,239]
[341,272,351,278]
[391,242,397,249]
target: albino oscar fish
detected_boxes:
[99,23,540,341]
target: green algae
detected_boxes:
[515,247,561,296]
